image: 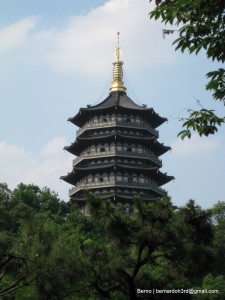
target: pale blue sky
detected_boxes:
[0,0,224,208]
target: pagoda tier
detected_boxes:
[61,38,174,205]
[61,162,173,186]
[68,91,167,129]
[64,130,170,157]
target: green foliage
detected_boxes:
[0,183,71,299]
[206,68,225,103]
[202,274,225,299]
[83,195,213,298]
[193,274,225,299]
[1,183,224,299]
[150,0,225,62]
[211,202,225,276]
[149,0,225,138]
[178,108,225,139]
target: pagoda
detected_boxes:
[61,33,174,206]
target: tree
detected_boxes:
[211,201,225,276]
[0,183,216,299]
[78,194,214,299]
[149,0,225,138]
[0,183,71,298]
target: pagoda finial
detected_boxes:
[109,32,126,93]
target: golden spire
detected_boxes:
[109,32,126,93]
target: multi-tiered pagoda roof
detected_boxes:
[61,34,174,206]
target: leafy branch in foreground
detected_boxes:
[206,68,225,103]
[149,0,225,138]
[178,108,225,139]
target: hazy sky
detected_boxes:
[0,0,224,208]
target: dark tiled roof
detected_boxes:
[68,91,167,128]
[88,91,145,110]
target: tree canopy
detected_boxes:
[1,183,225,299]
[149,0,225,138]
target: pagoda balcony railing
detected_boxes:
[69,180,163,196]
[76,120,159,137]
[72,149,162,167]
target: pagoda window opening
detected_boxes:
[124,174,128,182]
[116,175,122,181]
[117,114,122,121]
[90,145,96,153]
[100,147,105,152]
[93,116,98,124]
[139,177,145,184]
[127,147,132,153]
[111,114,116,122]
[117,144,122,151]
[99,177,104,183]
[126,118,131,123]
[87,176,93,183]
[110,143,115,151]
[109,173,114,181]
[137,146,143,153]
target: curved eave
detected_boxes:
[61,163,115,184]
[67,91,167,128]
[68,105,114,127]
[78,132,115,142]
[117,133,154,142]
[79,132,155,144]
[117,189,165,199]
[64,133,115,155]
[64,132,155,155]
[71,192,116,202]
[151,141,171,156]
[75,162,114,171]
[61,161,174,187]
[64,144,77,155]
[117,164,174,185]
[64,135,170,157]
[60,174,75,185]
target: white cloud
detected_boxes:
[0,17,37,55]
[0,0,175,74]
[0,138,72,200]
[172,135,219,155]
[100,0,130,12]
[40,137,67,157]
